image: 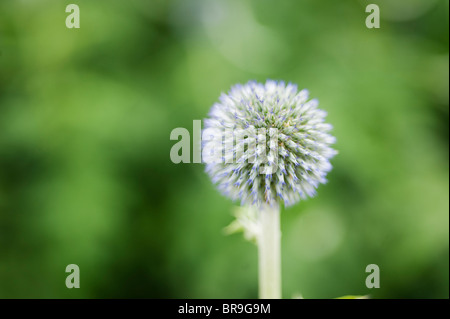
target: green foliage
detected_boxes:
[0,0,448,298]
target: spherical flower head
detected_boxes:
[203,80,337,207]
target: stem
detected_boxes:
[257,203,281,299]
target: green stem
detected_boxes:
[258,203,281,299]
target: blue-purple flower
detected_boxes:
[203,80,337,207]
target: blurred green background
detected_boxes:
[0,0,448,298]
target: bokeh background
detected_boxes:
[0,0,448,299]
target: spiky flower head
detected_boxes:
[203,80,337,207]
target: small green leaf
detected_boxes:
[335,295,369,299]
[223,206,260,244]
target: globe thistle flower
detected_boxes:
[203,80,337,207]
[202,80,337,299]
